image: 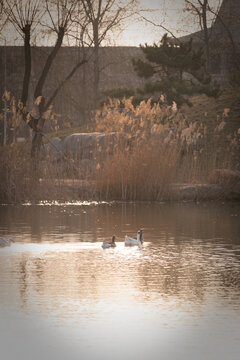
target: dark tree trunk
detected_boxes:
[34,27,65,99]
[93,20,100,108]
[30,132,43,180]
[202,1,210,72]
[31,28,65,165]
[31,58,88,165]
[21,24,31,106]
[31,132,43,162]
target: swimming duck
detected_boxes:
[102,236,116,249]
[125,229,143,246]
[0,237,15,247]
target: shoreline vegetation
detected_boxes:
[0,93,240,204]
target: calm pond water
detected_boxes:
[0,201,240,360]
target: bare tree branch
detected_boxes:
[140,15,181,43]
[45,58,88,109]
[81,0,139,106]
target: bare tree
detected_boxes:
[30,0,86,160]
[184,0,221,72]
[81,0,139,107]
[4,0,44,105]
[185,0,240,73]
[0,1,9,34]
[139,15,181,43]
[3,0,89,166]
[34,0,78,102]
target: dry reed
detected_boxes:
[94,97,239,200]
[0,95,239,203]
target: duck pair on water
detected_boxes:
[0,238,15,247]
[1,232,144,249]
[102,229,144,249]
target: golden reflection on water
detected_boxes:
[1,239,240,312]
[0,202,240,360]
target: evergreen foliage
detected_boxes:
[133,35,206,81]
[100,34,220,108]
[131,34,220,107]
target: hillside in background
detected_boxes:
[181,89,240,135]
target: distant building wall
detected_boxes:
[175,0,240,82]
[0,46,145,129]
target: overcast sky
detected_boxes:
[1,0,221,47]
[118,0,221,46]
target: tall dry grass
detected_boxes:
[0,143,98,203]
[94,97,240,200]
[0,94,239,203]
[0,92,91,203]
[96,140,179,200]
[0,143,30,203]
[0,143,63,203]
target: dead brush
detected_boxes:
[94,97,240,200]
[0,143,34,203]
[1,93,239,203]
[96,139,180,201]
[95,98,183,200]
[0,143,87,203]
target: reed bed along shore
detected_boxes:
[0,96,239,203]
[94,98,239,200]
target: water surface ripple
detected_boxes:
[0,202,240,360]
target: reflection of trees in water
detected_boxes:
[133,244,207,303]
[19,255,28,309]
[1,202,240,314]
[114,202,240,244]
[17,251,109,316]
[0,205,101,243]
[18,255,46,309]
[217,260,240,299]
[15,240,240,317]
[135,239,240,304]
[1,202,240,244]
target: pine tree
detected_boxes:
[132,34,220,107]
